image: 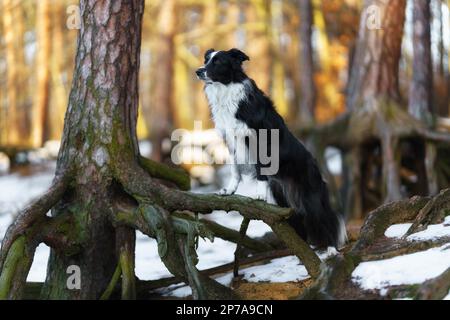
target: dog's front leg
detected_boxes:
[219,164,241,196]
[255,180,269,202]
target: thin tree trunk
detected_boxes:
[298,0,316,125]
[151,0,176,161]
[247,0,272,94]
[408,0,433,124]
[271,0,288,117]
[32,0,52,148]
[194,0,218,126]
[49,0,69,141]
[2,0,27,146]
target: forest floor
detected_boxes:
[1,159,450,300]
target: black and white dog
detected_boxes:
[196,48,346,249]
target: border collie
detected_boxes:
[196,48,346,249]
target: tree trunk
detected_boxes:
[247,0,273,94]
[151,0,176,161]
[49,1,69,141]
[297,0,316,124]
[2,0,28,146]
[41,0,145,299]
[346,0,407,204]
[347,0,406,111]
[32,0,52,148]
[408,0,433,124]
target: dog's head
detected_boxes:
[196,48,249,85]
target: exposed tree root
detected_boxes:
[359,236,450,262]
[116,226,136,300]
[386,267,450,300]
[100,264,121,300]
[21,248,293,299]
[98,160,323,299]
[300,189,450,300]
[0,236,36,299]
[138,155,190,191]
[414,267,450,300]
[351,195,430,253]
[404,188,450,237]
[172,212,274,252]
[136,248,292,296]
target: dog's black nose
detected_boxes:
[196,68,204,77]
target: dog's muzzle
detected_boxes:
[196,68,207,80]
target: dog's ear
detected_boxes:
[204,48,215,62]
[228,48,250,64]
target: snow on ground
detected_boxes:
[0,163,55,217]
[384,216,450,241]
[352,244,450,294]
[157,249,338,298]
[356,217,450,297]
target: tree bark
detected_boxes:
[347,0,407,111]
[41,0,145,299]
[408,0,433,124]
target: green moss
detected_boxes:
[139,156,190,191]
[0,236,26,299]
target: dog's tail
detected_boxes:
[269,160,346,249]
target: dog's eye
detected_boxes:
[212,57,219,65]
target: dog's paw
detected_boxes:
[218,188,235,196]
[255,192,268,202]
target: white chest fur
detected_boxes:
[204,81,252,155]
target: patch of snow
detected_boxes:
[138,141,152,158]
[325,147,342,175]
[157,273,234,298]
[352,244,450,292]
[135,232,172,280]
[385,223,412,238]
[241,256,309,283]
[0,214,13,239]
[0,152,10,174]
[27,244,50,282]
[0,168,54,216]
[408,216,450,241]
[385,216,450,241]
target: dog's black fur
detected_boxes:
[197,48,346,248]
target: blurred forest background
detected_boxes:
[0,0,449,221]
